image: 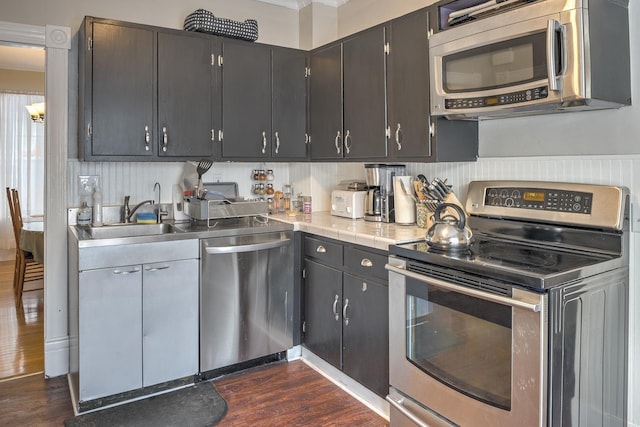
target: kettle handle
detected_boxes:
[433,203,466,230]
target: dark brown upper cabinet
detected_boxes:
[386,7,478,162]
[309,26,387,161]
[219,40,308,161]
[79,17,217,161]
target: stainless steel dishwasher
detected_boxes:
[199,230,294,374]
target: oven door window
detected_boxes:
[443,32,551,93]
[405,278,512,410]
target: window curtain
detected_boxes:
[0,92,45,251]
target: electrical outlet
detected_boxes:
[78,175,99,196]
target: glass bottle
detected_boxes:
[266,183,275,195]
[252,169,260,180]
[258,169,267,181]
[266,169,274,181]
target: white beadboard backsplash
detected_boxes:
[67,160,292,206]
[68,155,639,230]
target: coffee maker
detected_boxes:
[364,163,406,222]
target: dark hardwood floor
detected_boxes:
[214,360,389,427]
[0,260,388,426]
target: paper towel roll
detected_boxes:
[393,176,416,224]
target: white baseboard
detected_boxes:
[45,336,69,377]
[300,347,390,421]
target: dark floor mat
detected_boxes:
[64,382,227,427]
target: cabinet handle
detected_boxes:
[333,294,340,321]
[305,133,310,144]
[275,131,280,154]
[344,130,352,154]
[144,265,170,272]
[144,126,150,151]
[113,268,140,275]
[316,245,326,253]
[362,282,368,292]
[395,123,402,150]
[428,121,434,157]
[261,131,267,154]
[342,298,350,326]
[162,127,168,152]
[334,131,342,154]
[360,258,373,267]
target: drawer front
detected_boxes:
[79,238,199,271]
[344,246,387,282]
[304,236,343,268]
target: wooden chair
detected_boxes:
[5,187,44,307]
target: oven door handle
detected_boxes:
[386,264,541,312]
[386,393,430,427]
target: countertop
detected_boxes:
[268,211,427,251]
[68,211,427,251]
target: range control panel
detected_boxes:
[483,187,593,214]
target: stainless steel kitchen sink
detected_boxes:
[83,223,178,239]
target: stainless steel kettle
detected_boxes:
[425,203,473,251]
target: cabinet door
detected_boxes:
[342,26,387,160]
[387,10,432,161]
[309,43,343,160]
[79,265,143,400]
[142,258,199,387]
[387,9,478,162]
[342,273,389,397]
[272,47,308,160]
[88,21,155,158]
[157,32,214,159]
[221,40,271,159]
[304,259,343,369]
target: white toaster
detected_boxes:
[331,190,366,219]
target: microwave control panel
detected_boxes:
[484,187,593,214]
[445,86,549,109]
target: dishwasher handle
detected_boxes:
[205,238,291,255]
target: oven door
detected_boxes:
[386,258,547,427]
[430,6,582,118]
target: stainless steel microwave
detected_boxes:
[429,0,631,119]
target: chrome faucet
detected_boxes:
[153,182,161,204]
[123,195,154,223]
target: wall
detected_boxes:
[0,69,45,93]
[0,0,299,47]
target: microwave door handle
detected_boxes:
[546,19,563,91]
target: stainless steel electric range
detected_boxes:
[386,180,630,427]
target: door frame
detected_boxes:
[0,20,71,377]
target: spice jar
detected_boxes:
[266,169,274,181]
[252,169,260,180]
[303,196,312,214]
[258,169,267,181]
[266,183,275,195]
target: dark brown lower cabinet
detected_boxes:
[303,235,389,397]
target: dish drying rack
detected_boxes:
[183,197,268,227]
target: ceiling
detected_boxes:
[0,44,45,72]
